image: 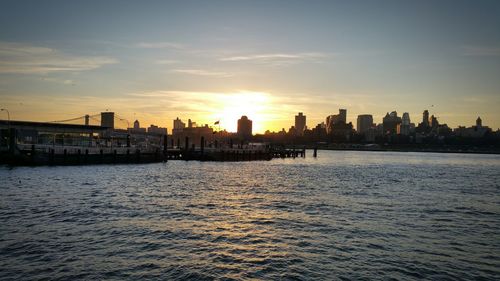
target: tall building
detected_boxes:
[476,116,482,127]
[416,109,432,134]
[237,115,252,139]
[326,109,353,140]
[133,120,140,129]
[382,111,402,135]
[172,117,186,135]
[101,112,114,129]
[400,112,411,136]
[339,109,347,123]
[295,112,306,136]
[356,114,373,134]
[422,110,430,127]
[326,109,347,134]
[430,115,439,129]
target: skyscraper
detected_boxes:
[326,109,347,134]
[401,112,411,136]
[237,116,252,139]
[295,112,306,136]
[422,110,430,127]
[356,114,373,134]
[100,112,114,129]
[382,111,402,135]
[416,110,432,134]
[430,115,439,129]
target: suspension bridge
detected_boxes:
[1,111,309,165]
[47,112,131,129]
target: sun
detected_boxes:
[213,91,270,133]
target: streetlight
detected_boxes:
[0,108,10,123]
[1,108,11,149]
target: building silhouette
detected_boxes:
[326,109,347,134]
[423,110,430,127]
[237,116,252,139]
[188,119,197,128]
[326,109,353,141]
[173,117,185,135]
[382,111,402,135]
[147,124,167,135]
[430,115,439,129]
[356,114,373,135]
[454,116,491,138]
[130,119,146,134]
[101,112,114,129]
[295,112,306,136]
[401,112,411,136]
[416,110,431,134]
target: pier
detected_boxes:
[1,129,311,166]
[1,144,308,166]
[0,119,315,166]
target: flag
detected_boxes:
[214,120,220,125]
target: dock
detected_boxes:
[1,144,310,166]
[0,125,314,166]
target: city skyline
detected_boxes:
[1,0,500,133]
[1,107,492,136]
[1,2,499,280]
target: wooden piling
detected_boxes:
[50,148,54,165]
[31,145,35,163]
[8,128,16,154]
[163,134,168,161]
[201,136,205,155]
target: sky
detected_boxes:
[0,0,499,133]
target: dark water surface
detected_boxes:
[1,151,499,280]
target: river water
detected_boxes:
[1,151,499,280]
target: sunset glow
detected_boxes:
[213,91,270,133]
[0,1,499,131]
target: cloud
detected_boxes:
[220,52,329,66]
[40,77,76,86]
[137,42,184,49]
[124,90,296,132]
[155,59,179,65]
[461,46,500,56]
[0,42,118,74]
[170,69,233,77]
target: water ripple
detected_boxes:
[1,151,499,280]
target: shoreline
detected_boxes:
[312,146,500,155]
